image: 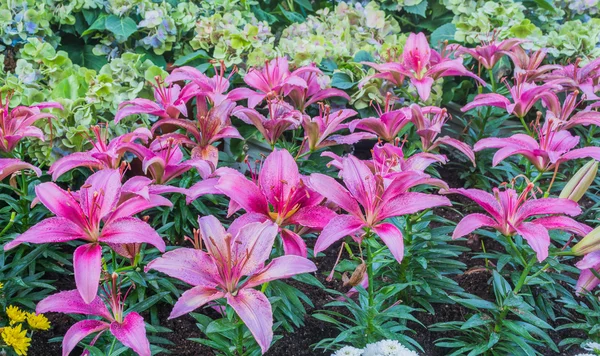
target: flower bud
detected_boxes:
[573,225,600,256]
[560,160,598,202]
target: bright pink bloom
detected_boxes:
[151,100,241,168]
[37,284,151,356]
[462,76,560,118]
[546,58,600,100]
[474,124,600,171]
[4,169,167,303]
[507,47,561,82]
[0,158,41,181]
[411,104,476,165]
[115,77,199,123]
[146,216,317,353]
[545,91,600,130]
[576,251,600,294]
[285,68,351,111]
[444,185,591,261]
[309,155,451,263]
[211,149,336,256]
[137,135,213,184]
[0,94,63,152]
[167,62,235,106]
[49,126,152,180]
[363,32,485,101]
[453,38,522,70]
[228,57,320,108]
[349,97,412,143]
[302,107,374,153]
[232,99,304,146]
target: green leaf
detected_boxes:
[278,4,305,23]
[251,6,279,24]
[430,23,456,48]
[294,0,313,11]
[82,14,107,36]
[331,72,355,89]
[105,15,137,42]
[173,49,210,67]
[353,50,374,63]
[63,44,107,72]
[532,0,556,12]
[404,1,428,17]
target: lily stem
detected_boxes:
[108,337,117,355]
[0,212,16,238]
[365,230,375,344]
[494,257,536,332]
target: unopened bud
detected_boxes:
[560,160,598,202]
[573,225,600,256]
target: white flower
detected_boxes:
[332,346,363,356]
[363,340,419,356]
[584,341,600,352]
[573,354,595,356]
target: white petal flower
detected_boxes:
[363,340,419,356]
[584,341,600,351]
[332,346,363,356]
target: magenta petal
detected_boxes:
[258,150,300,209]
[245,255,317,289]
[215,173,269,215]
[315,215,365,256]
[0,158,42,181]
[434,136,476,166]
[341,155,377,209]
[36,290,112,319]
[531,216,592,237]
[560,147,600,163]
[461,93,511,112]
[145,248,219,287]
[288,206,337,230]
[308,173,362,217]
[280,229,308,257]
[443,188,503,222]
[232,221,279,276]
[515,222,550,262]
[186,178,222,203]
[100,217,165,252]
[111,312,151,356]
[34,182,87,228]
[227,213,269,237]
[169,285,225,319]
[372,222,404,263]
[107,195,172,223]
[74,243,102,304]
[62,319,110,356]
[576,268,600,294]
[515,198,581,222]
[412,77,434,101]
[227,289,273,354]
[80,169,122,222]
[453,213,497,239]
[48,152,101,180]
[4,217,87,250]
[378,192,451,221]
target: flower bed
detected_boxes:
[1,1,600,356]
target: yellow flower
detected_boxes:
[0,282,4,289]
[5,306,26,325]
[26,313,50,331]
[1,324,31,355]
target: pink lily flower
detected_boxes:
[348,95,412,143]
[0,93,63,152]
[232,99,304,147]
[322,143,448,188]
[545,58,600,100]
[453,37,522,70]
[575,251,600,294]
[228,57,320,108]
[146,216,317,353]
[151,100,241,168]
[285,67,351,111]
[0,158,41,181]
[309,154,451,263]
[137,135,213,184]
[474,122,600,171]
[37,281,151,356]
[167,61,236,106]
[115,77,200,123]
[507,47,562,82]
[544,91,600,130]
[443,184,591,261]
[363,32,485,101]
[461,75,560,118]
[411,104,476,166]
[49,126,152,181]
[4,169,167,303]
[213,149,336,256]
[302,107,375,153]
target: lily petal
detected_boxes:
[227,289,273,354]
